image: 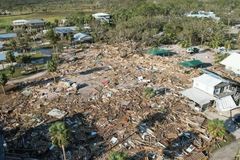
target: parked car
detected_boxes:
[186,47,199,54]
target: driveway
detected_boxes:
[7,70,48,85]
[210,140,240,160]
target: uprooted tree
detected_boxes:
[46,29,60,53]
[0,73,8,95]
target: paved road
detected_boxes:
[210,140,240,160]
[7,71,48,85]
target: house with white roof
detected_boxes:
[181,73,239,112]
[185,11,220,21]
[220,52,240,75]
[92,13,112,23]
[12,19,45,31]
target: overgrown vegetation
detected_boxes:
[109,151,128,160]
[1,0,240,48]
[143,87,156,98]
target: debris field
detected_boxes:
[0,42,212,159]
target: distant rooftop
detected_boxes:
[12,19,45,26]
[185,11,220,20]
[55,26,78,34]
[27,19,45,24]
[92,13,110,17]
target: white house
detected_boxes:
[12,19,28,26]
[185,11,220,21]
[12,19,45,31]
[181,73,239,112]
[220,52,240,75]
[92,13,112,23]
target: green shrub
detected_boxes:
[143,87,156,98]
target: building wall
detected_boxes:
[226,66,240,75]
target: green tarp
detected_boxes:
[180,60,204,68]
[147,48,174,56]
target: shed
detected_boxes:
[216,96,238,112]
[180,60,204,68]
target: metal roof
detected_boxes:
[220,52,240,71]
[74,32,89,39]
[216,96,238,112]
[92,13,110,17]
[73,32,93,42]
[181,87,216,106]
[193,74,225,88]
[0,33,17,40]
[55,26,77,34]
[27,19,45,24]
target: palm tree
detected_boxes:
[207,119,226,140]
[46,29,60,53]
[109,151,128,160]
[47,58,57,83]
[0,73,8,95]
[49,122,69,160]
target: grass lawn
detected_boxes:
[0,63,47,79]
[0,0,104,29]
[0,12,67,28]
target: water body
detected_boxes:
[0,48,52,61]
[0,51,19,61]
[32,47,52,57]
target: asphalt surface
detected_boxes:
[210,140,240,160]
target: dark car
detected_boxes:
[163,132,196,158]
[186,47,200,54]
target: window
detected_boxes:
[215,88,221,95]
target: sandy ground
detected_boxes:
[161,45,215,64]
[191,49,215,64]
